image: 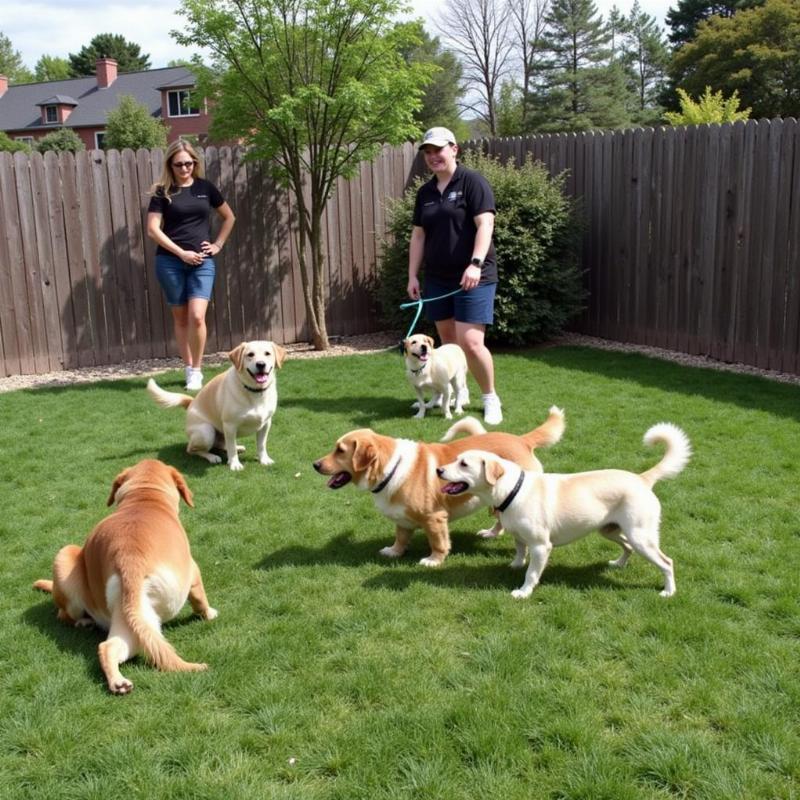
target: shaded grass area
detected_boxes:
[1,345,798,799]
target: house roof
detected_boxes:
[0,66,196,132]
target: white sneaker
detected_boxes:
[185,368,203,391]
[482,394,503,425]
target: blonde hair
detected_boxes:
[149,139,205,202]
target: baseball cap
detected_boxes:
[418,127,457,149]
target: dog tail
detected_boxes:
[440,416,487,441]
[120,572,205,673]
[146,378,193,410]
[521,406,565,450]
[640,423,692,487]
[33,579,53,592]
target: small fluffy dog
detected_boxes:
[33,460,217,694]
[147,340,286,471]
[403,334,469,419]
[312,407,564,566]
[437,422,691,598]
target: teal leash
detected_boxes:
[399,288,463,342]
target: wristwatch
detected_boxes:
[469,256,484,268]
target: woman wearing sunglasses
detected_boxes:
[147,139,236,391]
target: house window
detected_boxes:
[95,131,106,150]
[45,105,58,124]
[15,136,35,145]
[167,90,200,117]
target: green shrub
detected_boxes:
[104,95,168,151]
[376,152,585,345]
[34,128,85,153]
[0,131,32,153]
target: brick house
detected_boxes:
[0,58,211,150]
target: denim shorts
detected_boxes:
[423,277,497,325]
[155,253,216,306]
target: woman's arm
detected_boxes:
[146,212,204,265]
[201,202,236,256]
[407,225,426,299]
[460,211,495,290]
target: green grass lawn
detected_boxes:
[1,344,798,800]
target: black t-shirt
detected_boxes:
[148,178,225,256]
[412,164,497,285]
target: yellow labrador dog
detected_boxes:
[437,422,691,598]
[147,341,286,471]
[403,334,469,419]
[33,460,217,694]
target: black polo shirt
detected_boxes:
[148,178,225,256]
[412,164,497,285]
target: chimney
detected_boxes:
[0,75,8,97]
[96,58,118,88]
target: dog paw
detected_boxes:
[228,458,244,471]
[75,616,95,628]
[659,588,676,598]
[419,556,444,568]
[204,607,219,620]
[206,453,223,464]
[109,677,134,695]
[477,527,501,538]
[510,559,526,569]
[511,588,533,600]
[379,546,404,559]
[236,445,246,453]
[411,400,421,409]
[413,411,426,420]
[258,455,274,466]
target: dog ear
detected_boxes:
[424,335,435,350]
[107,468,129,505]
[351,439,377,476]
[484,458,505,486]
[228,342,247,371]
[402,338,410,355]
[170,467,195,508]
[273,343,287,369]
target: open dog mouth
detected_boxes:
[327,471,352,489]
[248,367,273,384]
[440,481,469,495]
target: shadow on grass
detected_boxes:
[279,394,414,426]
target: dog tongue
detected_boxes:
[441,481,468,495]
[254,373,268,383]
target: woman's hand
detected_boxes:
[179,249,205,266]
[407,276,421,300]
[201,241,221,257]
[460,264,481,291]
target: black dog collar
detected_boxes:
[241,382,269,393]
[494,471,525,512]
[409,362,428,375]
[372,458,401,494]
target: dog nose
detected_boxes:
[256,361,266,370]
[420,345,427,354]
[436,467,445,478]
[313,460,322,473]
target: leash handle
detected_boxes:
[399,288,463,341]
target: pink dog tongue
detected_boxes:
[255,373,268,383]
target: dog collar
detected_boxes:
[371,457,401,494]
[409,362,428,375]
[241,383,269,393]
[494,470,525,512]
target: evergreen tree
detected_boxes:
[0,31,34,84]
[529,0,632,132]
[68,34,151,76]
[34,55,71,82]
[665,0,762,49]
[621,0,669,122]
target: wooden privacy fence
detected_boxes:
[1,119,799,378]
[0,143,419,376]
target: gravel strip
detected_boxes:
[1,331,798,393]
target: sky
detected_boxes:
[1,0,675,74]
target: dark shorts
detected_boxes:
[423,277,497,325]
[155,253,216,306]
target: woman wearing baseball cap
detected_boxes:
[407,126,503,425]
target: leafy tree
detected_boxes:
[665,0,762,49]
[0,131,32,153]
[34,55,71,81]
[104,95,168,151]
[669,0,800,119]
[664,86,750,124]
[175,0,434,350]
[528,0,632,132]
[34,128,85,153]
[377,152,584,345]
[0,31,34,84]
[396,22,467,139]
[68,34,151,76]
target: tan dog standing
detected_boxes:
[403,334,469,419]
[147,340,286,471]
[437,422,691,598]
[33,460,217,694]
[312,407,564,566]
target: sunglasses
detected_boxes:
[172,160,195,169]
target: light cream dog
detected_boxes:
[147,341,286,471]
[312,407,564,566]
[403,334,469,419]
[33,459,217,694]
[437,422,691,598]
